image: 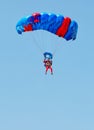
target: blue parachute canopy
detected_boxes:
[16,12,78,41]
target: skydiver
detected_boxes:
[43,58,53,75]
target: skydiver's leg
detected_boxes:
[45,66,49,74]
[50,67,53,74]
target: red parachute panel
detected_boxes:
[56,17,71,37]
[24,24,33,32]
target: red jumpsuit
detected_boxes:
[43,59,53,74]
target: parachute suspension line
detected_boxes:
[41,31,46,52]
[37,30,48,54]
[37,30,45,52]
[53,37,63,57]
[31,32,44,54]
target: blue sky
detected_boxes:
[0,0,94,130]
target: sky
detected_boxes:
[0,0,94,130]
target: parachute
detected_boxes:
[16,12,78,41]
[16,12,78,74]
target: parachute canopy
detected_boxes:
[16,12,78,41]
